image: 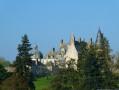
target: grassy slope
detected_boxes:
[34,76,52,90]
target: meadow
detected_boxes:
[34,76,52,90]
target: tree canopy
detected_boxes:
[0,64,9,85]
[0,57,10,67]
[49,36,118,90]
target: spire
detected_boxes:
[96,27,103,47]
[70,32,75,44]
[98,27,101,33]
[71,32,74,38]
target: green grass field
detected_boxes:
[34,76,52,90]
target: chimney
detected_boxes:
[60,39,63,47]
[82,38,85,42]
[52,48,55,53]
[78,37,81,43]
[89,38,92,43]
[71,37,75,44]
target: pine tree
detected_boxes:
[79,45,103,90]
[78,37,118,89]
[96,37,118,89]
[77,42,88,78]
[2,34,35,90]
[14,34,35,89]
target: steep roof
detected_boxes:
[59,43,69,52]
[96,27,103,46]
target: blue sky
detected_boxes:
[0,0,119,62]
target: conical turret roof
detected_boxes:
[96,27,103,47]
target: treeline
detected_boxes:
[0,34,119,90]
[48,37,119,90]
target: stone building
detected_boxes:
[41,32,92,68]
[64,32,92,63]
[30,28,104,72]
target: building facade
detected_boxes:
[30,28,103,71]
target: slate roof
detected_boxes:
[96,28,103,46]
[74,41,81,52]
[44,51,60,59]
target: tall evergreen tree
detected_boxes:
[79,45,103,90]
[77,42,88,77]
[78,37,118,89]
[13,34,32,77]
[13,34,35,89]
[2,34,35,90]
[96,37,118,89]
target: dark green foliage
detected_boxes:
[2,34,35,90]
[1,74,34,90]
[13,34,32,77]
[79,45,103,90]
[77,42,88,77]
[50,59,79,90]
[79,37,118,89]
[0,64,9,85]
[0,57,10,67]
[96,37,118,89]
[50,36,118,89]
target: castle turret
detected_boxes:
[96,27,103,48]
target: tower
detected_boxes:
[96,27,103,48]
